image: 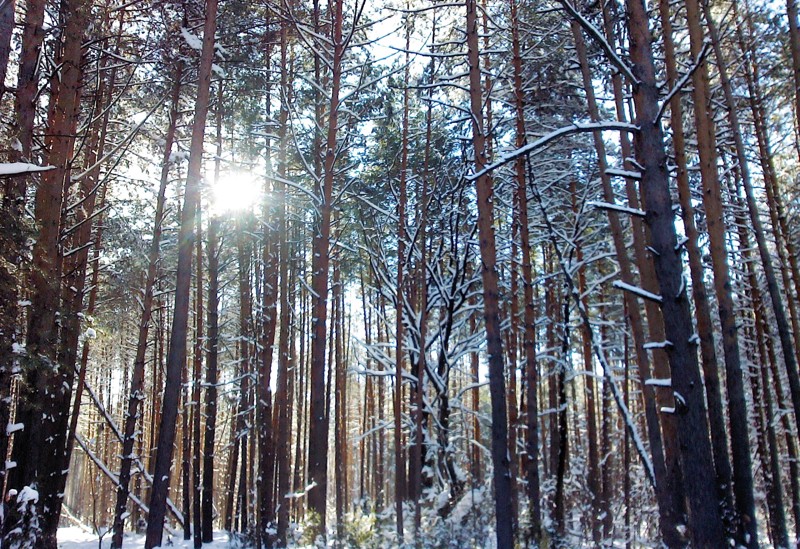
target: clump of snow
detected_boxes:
[180,27,203,50]
[85,327,97,340]
[449,486,485,526]
[168,150,189,164]
[644,378,672,387]
[6,423,24,435]
[215,43,229,59]
[435,489,450,512]
[130,112,149,125]
[11,342,25,355]
[16,486,38,511]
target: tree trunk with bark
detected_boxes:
[144,0,217,544]
[625,0,725,543]
[466,0,513,545]
[111,63,182,549]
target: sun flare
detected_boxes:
[210,171,262,214]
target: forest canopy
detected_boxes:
[1,0,800,547]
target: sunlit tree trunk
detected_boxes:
[111,60,183,549]
[144,0,217,544]
[10,1,90,545]
[202,80,224,544]
[307,0,343,536]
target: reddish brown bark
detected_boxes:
[111,63,182,549]
[307,0,344,535]
[626,0,725,543]
[466,0,513,544]
[144,0,218,543]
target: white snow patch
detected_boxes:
[58,527,231,548]
[181,27,203,50]
[644,378,672,387]
[11,342,25,355]
[0,162,55,176]
[6,422,24,435]
[17,485,38,505]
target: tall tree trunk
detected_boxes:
[235,217,253,535]
[570,18,680,545]
[726,0,800,473]
[274,12,292,544]
[393,10,410,540]
[738,207,790,548]
[110,60,183,549]
[656,0,735,528]
[144,0,217,544]
[202,80,224,544]
[466,0,513,545]
[736,0,800,381]
[508,1,540,537]
[191,200,203,549]
[10,2,90,545]
[1,0,45,457]
[257,44,278,546]
[686,0,760,548]
[625,0,725,543]
[307,0,343,537]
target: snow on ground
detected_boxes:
[58,527,232,548]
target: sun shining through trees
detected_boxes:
[210,171,263,214]
[2,0,800,546]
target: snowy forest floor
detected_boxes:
[58,528,232,548]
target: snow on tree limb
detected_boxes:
[0,162,55,176]
[528,159,657,487]
[558,0,640,85]
[467,121,638,181]
[587,200,646,218]
[613,280,663,303]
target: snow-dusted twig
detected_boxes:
[74,433,178,536]
[528,155,657,487]
[613,280,663,303]
[558,0,639,85]
[657,41,711,123]
[587,200,646,218]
